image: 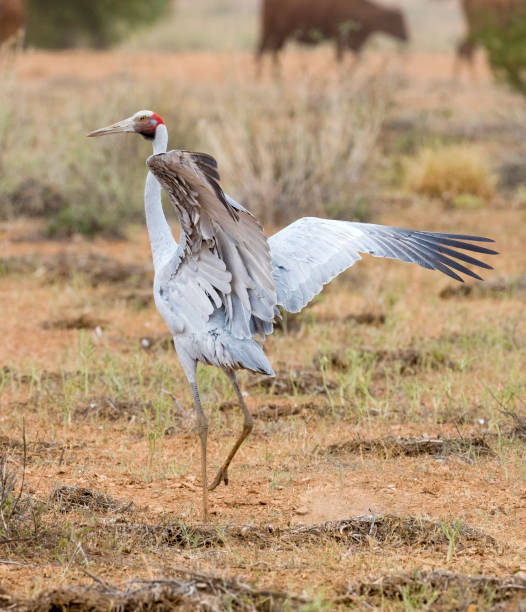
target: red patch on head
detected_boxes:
[136,112,165,140]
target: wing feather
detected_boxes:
[148,153,497,333]
[269,217,497,313]
[148,151,276,338]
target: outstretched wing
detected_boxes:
[147,151,276,338]
[269,217,497,313]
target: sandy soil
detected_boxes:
[0,48,524,610]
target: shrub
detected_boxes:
[0,56,387,236]
[26,0,171,49]
[0,70,201,237]
[201,73,389,225]
[473,8,526,97]
[405,144,496,203]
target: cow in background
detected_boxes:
[257,0,408,70]
[0,0,25,46]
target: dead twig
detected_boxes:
[161,388,187,418]
[79,566,112,590]
[10,422,26,519]
[324,435,494,459]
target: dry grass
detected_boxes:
[50,485,134,514]
[82,514,496,552]
[17,568,309,611]
[352,570,526,610]
[405,144,497,204]
[0,47,388,235]
[0,252,152,287]
[440,273,526,299]
[0,40,524,611]
[325,435,495,458]
[202,72,390,224]
[10,568,525,611]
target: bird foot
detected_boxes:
[208,467,228,491]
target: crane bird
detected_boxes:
[88,110,497,521]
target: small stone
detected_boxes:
[294,507,309,515]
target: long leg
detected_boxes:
[454,38,475,81]
[255,50,263,79]
[335,36,345,63]
[188,378,209,522]
[209,370,253,491]
[272,48,282,79]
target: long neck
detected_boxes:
[145,123,176,270]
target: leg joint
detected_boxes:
[197,416,208,435]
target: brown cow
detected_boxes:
[457,0,525,65]
[257,0,408,68]
[0,0,25,45]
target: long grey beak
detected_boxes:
[87,117,135,137]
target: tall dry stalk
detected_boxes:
[201,71,391,225]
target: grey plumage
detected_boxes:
[149,151,276,374]
[149,150,497,368]
[269,217,496,313]
[90,108,497,522]
[145,148,497,521]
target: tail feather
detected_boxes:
[225,337,275,376]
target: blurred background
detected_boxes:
[19,0,464,53]
[0,0,525,238]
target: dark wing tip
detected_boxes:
[441,266,464,283]
[414,233,499,256]
[429,232,496,243]
[192,152,218,169]
[381,228,499,283]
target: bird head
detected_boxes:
[87,110,165,141]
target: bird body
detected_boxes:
[89,111,497,521]
[149,150,277,378]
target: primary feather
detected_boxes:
[269,217,497,313]
[147,150,497,370]
[90,110,498,521]
[148,150,276,346]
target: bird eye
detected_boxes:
[139,116,147,121]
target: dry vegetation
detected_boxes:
[0,57,386,235]
[0,4,525,609]
[404,144,497,206]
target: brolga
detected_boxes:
[88,110,497,521]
